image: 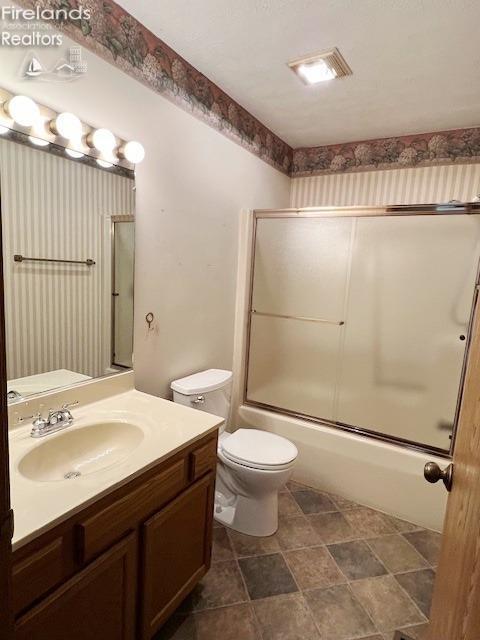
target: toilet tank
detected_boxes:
[171,369,232,429]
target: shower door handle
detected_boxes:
[424,461,454,492]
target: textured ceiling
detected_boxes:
[118,0,480,148]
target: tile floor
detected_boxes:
[155,481,441,640]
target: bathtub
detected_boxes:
[237,403,447,531]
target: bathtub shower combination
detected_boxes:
[238,204,480,530]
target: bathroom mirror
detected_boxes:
[0,136,135,403]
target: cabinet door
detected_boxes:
[15,535,136,640]
[141,472,215,638]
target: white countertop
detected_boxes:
[8,369,92,399]
[9,388,222,550]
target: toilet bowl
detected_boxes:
[171,369,297,537]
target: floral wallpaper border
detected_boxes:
[16,2,480,179]
[292,127,480,177]
[17,0,293,174]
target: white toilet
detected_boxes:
[171,369,297,537]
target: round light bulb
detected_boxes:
[66,148,84,159]
[5,95,40,127]
[96,159,114,168]
[52,112,82,140]
[89,128,116,153]
[122,140,145,164]
[28,135,49,147]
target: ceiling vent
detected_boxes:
[288,47,352,85]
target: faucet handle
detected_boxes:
[31,413,48,436]
[33,413,46,426]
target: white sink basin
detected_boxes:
[18,421,144,482]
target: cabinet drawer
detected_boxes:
[190,439,217,481]
[13,537,66,615]
[77,458,186,563]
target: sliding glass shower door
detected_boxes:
[245,211,480,453]
[248,217,352,420]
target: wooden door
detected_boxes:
[0,197,13,639]
[141,472,215,639]
[427,297,480,639]
[14,535,137,640]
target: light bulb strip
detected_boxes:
[0,87,145,169]
[0,124,134,179]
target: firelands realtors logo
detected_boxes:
[1,4,91,46]
[1,5,90,80]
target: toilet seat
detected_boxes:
[220,429,298,471]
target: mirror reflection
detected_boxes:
[0,137,135,402]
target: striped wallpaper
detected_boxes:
[290,163,480,208]
[0,139,134,381]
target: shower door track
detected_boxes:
[243,398,452,458]
[243,203,480,459]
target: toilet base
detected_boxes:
[214,488,279,537]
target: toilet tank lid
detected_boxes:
[171,369,232,395]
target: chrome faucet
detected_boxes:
[7,389,24,404]
[30,401,79,438]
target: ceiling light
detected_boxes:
[288,47,352,86]
[51,112,83,140]
[298,60,336,84]
[121,140,145,164]
[4,95,40,127]
[88,128,116,153]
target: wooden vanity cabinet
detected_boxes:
[11,432,218,640]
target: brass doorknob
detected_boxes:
[424,461,453,492]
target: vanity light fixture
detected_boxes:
[0,89,147,168]
[120,140,145,164]
[51,112,83,140]
[288,47,352,85]
[3,95,40,127]
[88,127,116,153]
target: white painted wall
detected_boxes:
[0,17,290,398]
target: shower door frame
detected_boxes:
[243,202,480,459]
[110,215,135,370]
